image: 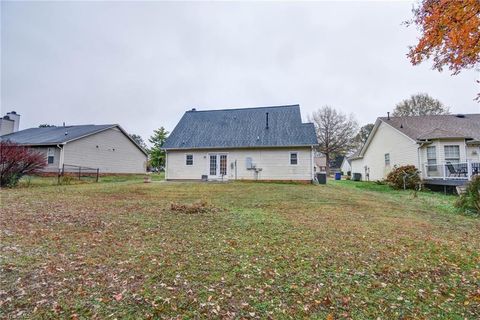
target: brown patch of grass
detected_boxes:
[170,200,223,214]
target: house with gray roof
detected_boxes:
[1,123,148,174]
[350,114,480,186]
[163,104,318,181]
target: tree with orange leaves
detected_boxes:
[407,0,480,99]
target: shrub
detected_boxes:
[455,176,480,214]
[0,141,46,187]
[386,165,421,190]
[58,175,74,185]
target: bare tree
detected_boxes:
[353,123,374,152]
[393,93,449,116]
[309,106,358,171]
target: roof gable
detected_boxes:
[379,114,480,141]
[0,124,148,155]
[353,113,480,160]
[163,105,318,149]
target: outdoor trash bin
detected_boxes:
[352,173,362,181]
[316,172,327,184]
[335,172,341,180]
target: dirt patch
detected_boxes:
[169,200,223,214]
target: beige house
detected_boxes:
[350,114,480,186]
[163,105,318,181]
[1,124,148,174]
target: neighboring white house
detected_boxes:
[1,123,148,174]
[163,105,318,181]
[340,157,352,174]
[350,114,480,186]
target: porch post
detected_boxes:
[467,160,472,181]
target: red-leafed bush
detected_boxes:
[386,165,421,190]
[0,140,46,187]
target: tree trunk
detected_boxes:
[325,153,330,175]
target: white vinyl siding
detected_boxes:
[166,147,313,181]
[350,121,418,181]
[467,145,480,162]
[31,146,61,172]
[63,127,147,173]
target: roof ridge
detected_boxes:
[380,113,480,119]
[185,104,300,113]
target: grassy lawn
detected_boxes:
[1,179,479,319]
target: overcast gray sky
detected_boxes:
[2,1,479,144]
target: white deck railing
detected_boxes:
[423,161,480,181]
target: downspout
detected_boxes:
[164,150,168,181]
[417,140,429,180]
[56,143,65,172]
[310,145,314,182]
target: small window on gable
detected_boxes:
[186,154,193,165]
[47,148,54,164]
[384,153,390,166]
[290,152,298,165]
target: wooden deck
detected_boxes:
[423,179,469,186]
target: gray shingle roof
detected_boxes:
[163,105,318,149]
[1,124,116,145]
[380,114,480,141]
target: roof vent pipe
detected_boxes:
[265,112,269,129]
[387,112,390,120]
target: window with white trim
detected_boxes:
[384,153,390,166]
[444,145,460,163]
[47,148,55,164]
[426,146,437,171]
[290,152,298,165]
[185,154,193,165]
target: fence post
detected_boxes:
[78,167,81,180]
[58,168,60,184]
[96,168,99,182]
